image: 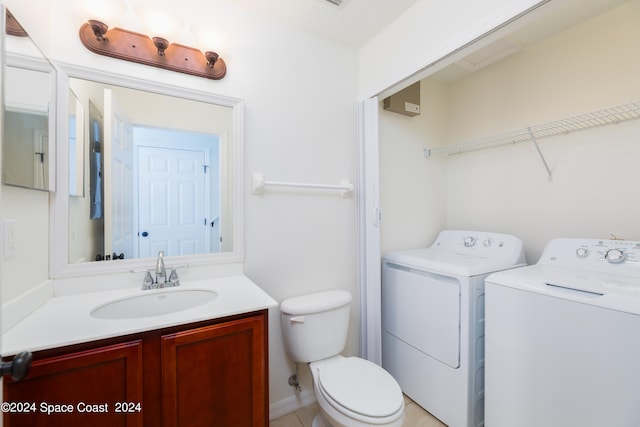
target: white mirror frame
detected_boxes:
[50,63,244,278]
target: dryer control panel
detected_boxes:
[539,238,640,275]
[433,230,525,259]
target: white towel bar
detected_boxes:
[251,172,353,198]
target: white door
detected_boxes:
[103,88,134,259]
[358,97,382,364]
[137,146,208,258]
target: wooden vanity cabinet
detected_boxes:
[3,340,143,427]
[3,310,269,427]
[161,314,268,426]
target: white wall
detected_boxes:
[379,78,448,255]
[0,187,49,302]
[2,0,358,413]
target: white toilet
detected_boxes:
[280,290,405,427]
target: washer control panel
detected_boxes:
[541,238,640,275]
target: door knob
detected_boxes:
[141,231,149,237]
[1,351,32,381]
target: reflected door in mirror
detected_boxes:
[3,66,50,190]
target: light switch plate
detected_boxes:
[3,219,17,257]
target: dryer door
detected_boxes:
[382,262,460,368]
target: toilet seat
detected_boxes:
[317,357,404,423]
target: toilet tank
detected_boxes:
[280,290,352,363]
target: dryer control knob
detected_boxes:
[605,248,626,264]
[576,247,589,258]
[483,239,493,247]
[464,236,476,247]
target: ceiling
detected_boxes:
[426,0,630,83]
[190,0,421,48]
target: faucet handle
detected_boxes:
[142,271,155,290]
[168,268,180,287]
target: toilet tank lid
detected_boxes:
[280,290,352,316]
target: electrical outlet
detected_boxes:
[3,219,17,257]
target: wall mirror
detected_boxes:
[2,9,56,191]
[52,65,243,277]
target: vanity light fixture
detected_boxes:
[79,19,226,80]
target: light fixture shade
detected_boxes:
[136,3,182,41]
[192,24,228,58]
[85,0,124,24]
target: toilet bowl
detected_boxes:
[280,290,405,427]
[310,356,404,427]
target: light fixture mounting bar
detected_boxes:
[79,21,226,80]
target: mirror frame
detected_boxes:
[51,63,244,278]
[67,87,84,197]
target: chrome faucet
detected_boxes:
[141,251,181,290]
[155,251,166,285]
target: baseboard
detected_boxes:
[269,388,316,420]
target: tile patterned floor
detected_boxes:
[270,394,447,427]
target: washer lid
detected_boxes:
[486,264,640,316]
[318,357,403,418]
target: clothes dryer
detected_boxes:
[485,238,640,427]
[382,230,526,427]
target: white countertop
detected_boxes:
[2,275,278,356]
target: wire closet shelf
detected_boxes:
[424,100,640,158]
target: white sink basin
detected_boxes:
[91,289,218,319]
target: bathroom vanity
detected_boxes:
[1,276,276,427]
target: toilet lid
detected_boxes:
[318,357,403,418]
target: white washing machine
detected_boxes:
[382,230,526,427]
[485,238,640,427]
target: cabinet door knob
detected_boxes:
[1,351,32,381]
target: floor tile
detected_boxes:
[270,394,447,427]
[270,411,303,427]
[295,402,320,427]
[403,402,447,426]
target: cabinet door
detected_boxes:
[3,340,143,427]
[161,314,267,427]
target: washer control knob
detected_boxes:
[464,237,476,247]
[483,239,493,247]
[605,248,626,264]
[576,247,589,258]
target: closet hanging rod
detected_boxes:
[251,172,353,198]
[424,100,640,157]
